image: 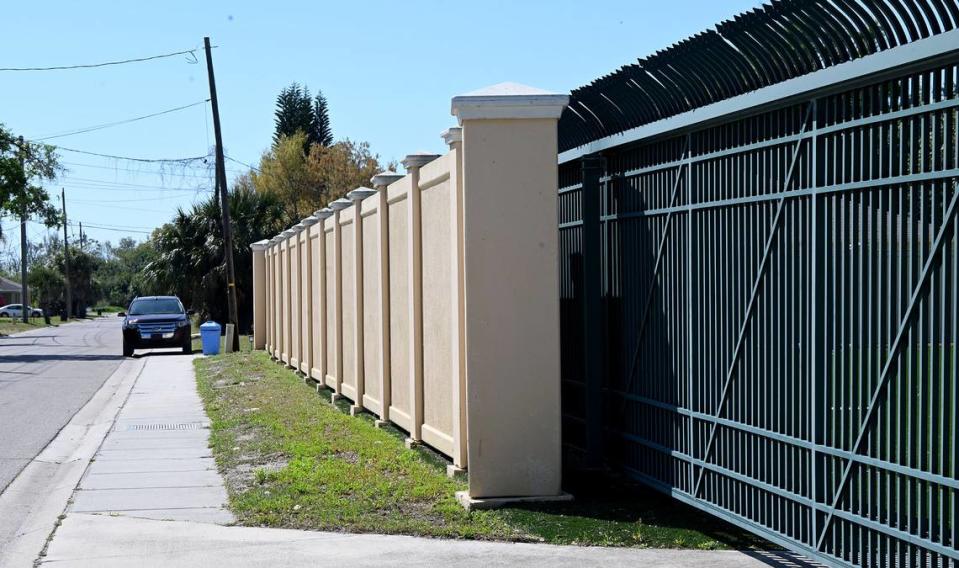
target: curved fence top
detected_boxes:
[559,0,959,152]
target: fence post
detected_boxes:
[451,82,569,505]
[250,239,269,350]
[401,152,440,446]
[370,172,405,425]
[328,198,352,399]
[442,126,468,474]
[347,188,377,415]
[280,229,296,366]
[580,154,606,470]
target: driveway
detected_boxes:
[0,318,123,549]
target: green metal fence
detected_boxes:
[558,3,959,565]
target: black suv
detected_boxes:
[120,296,193,357]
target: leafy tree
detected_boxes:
[95,237,158,307]
[0,124,61,241]
[143,183,285,332]
[250,134,389,225]
[27,263,64,314]
[250,132,322,223]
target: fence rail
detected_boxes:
[560,47,959,567]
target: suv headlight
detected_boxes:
[176,319,190,328]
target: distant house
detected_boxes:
[0,276,22,306]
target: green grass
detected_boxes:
[195,350,771,549]
[0,316,56,336]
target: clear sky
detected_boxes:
[1,0,760,248]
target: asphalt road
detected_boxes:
[0,318,123,493]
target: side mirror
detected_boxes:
[187,309,195,316]
[117,312,126,317]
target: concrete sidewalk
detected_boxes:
[34,351,806,568]
[68,352,232,524]
[41,513,798,568]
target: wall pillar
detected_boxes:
[264,239,273,354]
[401,152,440,444]
[451,83,569,505]
[328,198,352,398]
[313,208,334,381]
[370,172,404,424]
[442,127,468,472]
[346,187,377,415]
[250,239,269,350]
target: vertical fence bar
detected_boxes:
[581,153,606,470]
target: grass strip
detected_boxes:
[196,350,771,549]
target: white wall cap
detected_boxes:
[371,171,404,188]
[292,223,306,233]
[402,151,440,169]
[329,198,352,211]
[441,127,462,145]
[301,216,319,227]
[250,239,270,251]
[347,187,377,201]
[451,82,569,123]
[313,207,334,219]
[281,229,296,238]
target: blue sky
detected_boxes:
[1,0,759,247]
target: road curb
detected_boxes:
[0,357,146,567]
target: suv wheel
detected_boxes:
[0,312,8,318]
[123,339,134,357]
[182,334,193,355]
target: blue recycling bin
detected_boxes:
[200,321,221,355]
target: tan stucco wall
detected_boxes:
[290,236,301,368]
[340,216,356,400]
[299,229,312,373]
[361,204,381,412]
[387,183,411,431]
[461,118,562,498]
[419,159,454,455]
[311,230,324,379]
[324,226,337,388]
[252,245,266,350]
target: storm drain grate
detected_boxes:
[123,422,209,431]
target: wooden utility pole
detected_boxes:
[17,137,28,323]
[79,221,84,252]
[61,188,72,319]
[204,36,240,351]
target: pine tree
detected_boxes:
[312,91,333,147]
[273,83,313,150]
[273,83,333,152]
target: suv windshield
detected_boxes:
[128,298,183,316]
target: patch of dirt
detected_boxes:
[333,451,359,464]
[225,454,289,493]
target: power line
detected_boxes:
[61,160,221,179]
[0,47,205,72]
[59,175,212,192]
[35,100,210,141]
[225,154,260,173]
[53,146,210,164]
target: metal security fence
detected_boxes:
[558,4,959,565]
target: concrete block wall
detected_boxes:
[250,83,569,503]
